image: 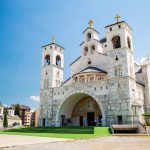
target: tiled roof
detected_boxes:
[100,38,107,43]
[20,105,31,110]
[83,27,99,34]
[81,66,107,74]
[42,43,64,49]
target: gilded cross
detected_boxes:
[88,19,94,28]
[51,36,56,43]
[115,14,121,23]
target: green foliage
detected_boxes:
[3,110,8,128]
[143,113,150,126]
[144,122,150,126]
[143,113,150,117]
[0,127,111,139]
[14,104,20,117]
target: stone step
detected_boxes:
[146,126,150,134]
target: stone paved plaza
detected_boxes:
[1,135,150,150]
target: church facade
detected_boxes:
[39,18,150,127]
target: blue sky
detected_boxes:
[0,0,150,109]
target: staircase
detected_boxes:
[111,122,147,134]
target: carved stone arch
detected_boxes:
[56,89,106,126]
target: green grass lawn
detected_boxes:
[0,126,111,139]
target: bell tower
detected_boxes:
[80,19,103,57]
[105,15,136,125]
[41,37,64,89]
[106,15,135,79]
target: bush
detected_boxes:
[3,110,8,128]
[143,113,150,126]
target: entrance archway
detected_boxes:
[58,92,104,126]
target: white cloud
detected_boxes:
[29,96,40,102]
[140,57,146,62]
[3,104,7,107]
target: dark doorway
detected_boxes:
[42,118,45,127]
[99,115,102,126]
[118,115,122,124]
[87,112,94,126]
[79,116,83,126]
[61,115,65,126]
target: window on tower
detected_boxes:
[84,47,88,56]
[115,55,119,61]
[87,33,91,41]
[127,37,131,49]
[44,55,50,66]
[112,36,121,49]
[114,67,118,76]
[91,45,95,54]
[118,67,122,76]
[56,55,61,66]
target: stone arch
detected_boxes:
[91,45,95,54]
[44,55,50,66]
[112,35,121,49]
[56,89,106,126]
[56,55,61,66]
[87,33,91,41]
[84,47,88,56]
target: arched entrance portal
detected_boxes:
[59,93,103,126]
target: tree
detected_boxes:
[143,113,150,126]
[14,104,20,117]
[3,109,8,128]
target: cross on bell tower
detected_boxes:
[51,36,56,43]
[115,14,121,23]
[88,19,94,28]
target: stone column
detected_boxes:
[85,75,87,83]
[94,74,96,81]
[78,76,79,83]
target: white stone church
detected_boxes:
[39,17,150,127]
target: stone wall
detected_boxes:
[39,76,135,126]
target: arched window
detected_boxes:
[118,67,122,76]
[88,60,91,65]
[114,67,118,76]
[56,55,61,66]
[127,37,131,49]
[84,47,88,56]
[74,77,78,83]
[89,77,94,82]
[44,55,50,66]
[91,45,95,54]
[87,33,91,41]
[112,36,121,49]
[114,66,122,76]
[57,71,59,77]
[115,55,118,61]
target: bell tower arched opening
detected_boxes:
[112,36,121,49]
